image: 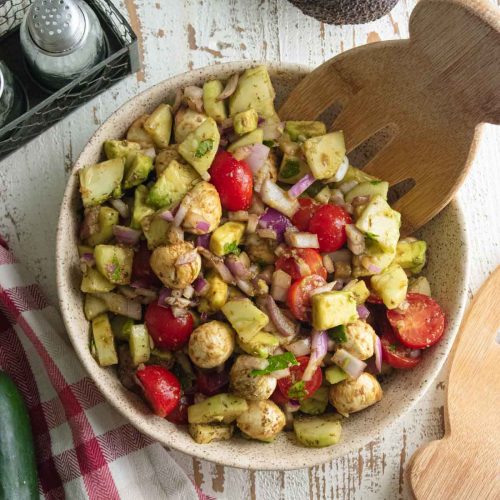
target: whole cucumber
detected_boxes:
[0,371,38,500]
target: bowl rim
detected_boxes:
[56,61,470,470]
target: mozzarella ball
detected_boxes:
[329,372,383,416]
[188,320,235,368]
[230,355,277,400]
[150,241,201,289]
[342,320,375,360]
[182,182,222,235]
[236,400,286,442]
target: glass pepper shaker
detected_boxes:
[0,61,27,130]
[19,0,107,91]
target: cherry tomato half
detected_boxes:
[292,198,319,231]
[196,369,229,396]
[166,394,193,424]
[380,332,422,369]
[387,293,446,349]
[145,302,194,350]
[209,150,253,211]
[136,365,181,417]
[308,204,352,253]
[275,248,327,281]
[287,274,326,321]
[277,355,322,400]
[132,241,162,288]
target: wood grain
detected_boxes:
[409,267,500,499]
[279,0,500,235]
[0,0,499,498]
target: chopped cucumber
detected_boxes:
[81,268,115,293]
[345,181,389,203]
[293,414,342,448]
[299,387,329,415]
[143,103,173,148]
[187,393,248,424]
[325,365,348,384]
[91,313,118,366]
[129,324,151,366]
[84,294,108,320]
[94,245,134,285]
[79,158,125,208]
[188,423,234,444]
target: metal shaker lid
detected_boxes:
[26,0,87,54]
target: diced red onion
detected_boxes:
[268,367,290,380]
[200,171,211,182]
[257,228,277,240]
[322,254,335,273]
[352,195,370,207]
[217,73,239,101]
[197,247,235,284]
[175,249,198,266]
[288,174,316,198]
[310,281,337,297]
[339,180,358,194]
[80,253,95,266]
[173,203,187,227]
[109,199,130,219]
[374,335,382,372]
[409,349,421,359]
[258,208,293,242]
[274,243,287,257]
[142,147,156,160]
[266,295,298,337]
[271,269,292,302]
[196,233,211,249]
[183,86,204,113]
[285,400,301,412]
[260,180,300,218]
[112,225,141,246]
[172,87,183,113]
[195,220,210,232]
[357,304,370,320]
[169,226,185,243]
[158,209,174,222]
[192,277,210,296]
[259,119,284,141]
[249,195,266,215]
[236,279,254,296]
[329,249,352,263]
[228,211,249,221]
[365,263,381,274]
[329,188,345,206]
[285,338,311,357]
[332,349,366,379]
[325,156,349,183]
[332,280,344,290]
[93,292,142,320]
[165,296,192,308]
[302,330,328,382]
[346,224,366,256]
[246,214,259,233]
[225,254,251,279]
[244,143,270,174]
[182,285,195,299]
[158,287,172,307]
[285,231,319,249]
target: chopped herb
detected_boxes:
[280,159,301,179]
[328,325,347,343]
[288,380,307,400]
[194,139,214,158]
[250,352,298,377]
[370,180,382,185]
[365,232,379,241]
[389,343,397,352]
[111,255,122,282]
[263,140,275,148]
[223,241,241,255]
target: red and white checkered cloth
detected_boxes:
[0,236,211,500]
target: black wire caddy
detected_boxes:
[0,0,140,160]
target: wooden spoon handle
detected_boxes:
[409,0,500,125]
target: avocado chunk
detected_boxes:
[285,121,326,141]
[342,279,370,305]
[110,315,134,341]
[174,108,208,143]
[293,414,342,448]
[143,103,173,149]
[198,270,228,313]
[408,276,432,296]
[127,115,155,148]
[355,195,401,253]
[209,221,245,257]
[94,245,134,285]
[129,324,151,366]
[85,206,119,247]
[237,330,279,358]
[299,387,329,415]
[187,393,249,424]
[227,128,264,153]
[302,131,346,180]
[345,181,389,203]
[325,365,348,384]
[311,291,358,330]
[84,294,108,321]
[229,66,277,119]
[278,155,311,184]
[140,214,170,250]
[335,165,379,186]
[189,423,234,444]
[221,298,269,343]
[178,117,220,179]
[123,153,153,189]
[352,247,396,278]
[91,313,118,367]
[203,80,227,123]
[371,264,408,309]
[81,268,115,293]
[395,239,427,274]
[79,158,125,208]
[233,109,259,135]
[147,159,200,209]
[131,185,155,229]
[103,140,141,160]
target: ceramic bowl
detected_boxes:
[56,62,469,470]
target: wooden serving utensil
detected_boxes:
[279,0,500,235]
[408,267,500,499]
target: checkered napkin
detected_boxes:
[0,236,210,500]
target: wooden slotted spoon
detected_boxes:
[408,267,500,499]
[279,0,500,235]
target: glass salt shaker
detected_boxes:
[20,0,107,91]
[0,61,27,130]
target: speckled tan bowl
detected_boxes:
[56,62,469,470]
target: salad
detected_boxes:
[77,66,445,447]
